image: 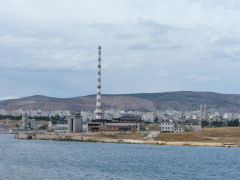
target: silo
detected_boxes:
[68,115,73,133]
[21,113,27,130]
[73,112,82,133]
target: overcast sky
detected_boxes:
[1,0,240,100]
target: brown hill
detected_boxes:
[0,95,155,112]
[0,91,240,112]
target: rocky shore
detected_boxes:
[14,132,240,148]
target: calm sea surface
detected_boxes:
[0,134,240,180]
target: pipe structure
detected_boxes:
[95,46,103,119]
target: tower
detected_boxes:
[200,104,203,121]
[73,112,82,133]
[204,103,207,120]
[95,46,103,119]
[68,112,82,133]
[68,115,73,133]
[21,113,27,130]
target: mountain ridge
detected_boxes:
[1,91,240,112]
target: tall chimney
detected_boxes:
[95,46,103,119]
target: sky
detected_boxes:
[1,0,240,100]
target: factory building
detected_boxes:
[160,119,202,133]
[180,119,202,132]
[21,113,38,130]
[88,115,144,132]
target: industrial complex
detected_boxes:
[87,46,144,132]
[17,46,202,134]
[3,46,204,133]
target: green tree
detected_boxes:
[51,119,57,124]
[211,121,225,127]
[154,116,159,123]
[227,120,239,127]
[201,120,209,127]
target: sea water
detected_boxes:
[0,134,240,180]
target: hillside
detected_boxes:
[1,91,240,112]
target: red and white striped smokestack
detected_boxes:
[95,46,103,119]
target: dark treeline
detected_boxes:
[202,120,240,127]
[0,115,22,120]
[0,115,65,124]
[30,116,55,121]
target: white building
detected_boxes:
[160,120,175,133]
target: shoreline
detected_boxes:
[14,132,240,148]
[0,132,14,134]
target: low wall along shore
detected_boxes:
[14,131,240,148]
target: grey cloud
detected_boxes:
[186,75,220,82]
[1,0,240,98]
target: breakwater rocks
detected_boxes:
[14,132,240,148]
